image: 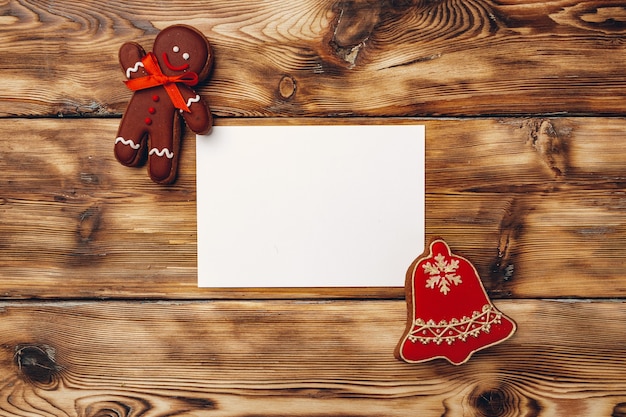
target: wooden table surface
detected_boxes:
[2,1,626,416]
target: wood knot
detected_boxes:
[469,382,540,417]
[78,206,102,243]
[75,394,217,417]
[82,401,135,417]
[550,4,626,34]
[330,0,382,66]
[613,403,626,417]
[474,388,506,417]
[88,405,130,417]
[527,119,569,178]
[488,196,527,294]
[76,396,148,417]
[80,172,101,185]
[14,344,62,388]
[278,75,297,100]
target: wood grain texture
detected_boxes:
[2,117,626,299]
[0,300,625,417]
[2,1,626,415]
[2,0,626,117]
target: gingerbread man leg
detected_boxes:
[114,110,148,167]
[146,114,182,184]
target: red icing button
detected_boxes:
[152,95,160,102]
[145,117,152,125]
[148,107,156,114]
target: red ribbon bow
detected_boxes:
[124,52,199,113]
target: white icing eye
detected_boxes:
[182,52,190,60]
[172,46,180,53]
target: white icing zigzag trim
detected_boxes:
[115,137,140,150]
[186,94,201,108]
[407,304,502,346]
[179,95,202,113]
[126,61,144,78]
[149,147,174,159]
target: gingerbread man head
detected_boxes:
[115,25,213,184]
[152,25,213,81]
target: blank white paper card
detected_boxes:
[197,125,425,287]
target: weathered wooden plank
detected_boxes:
[426,117,626,193]
[0,300,625,416]
[427,192,626,298]
[2,0,626,117]
[0,118,626,298]
[2,117,626,299]
[424,117,626,297]
[2,3,624,417]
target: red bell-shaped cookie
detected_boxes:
[396,238,516,365]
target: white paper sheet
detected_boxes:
[197,125,425,287]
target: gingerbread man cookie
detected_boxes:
[114,25,213,184]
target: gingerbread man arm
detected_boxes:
[178,85,212,135]
[119,42,147,79]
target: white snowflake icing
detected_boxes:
[423,253,462,295]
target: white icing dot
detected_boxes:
[173,46,180,53]
[182,52,190,60]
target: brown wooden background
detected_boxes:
[2,0,626,416]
